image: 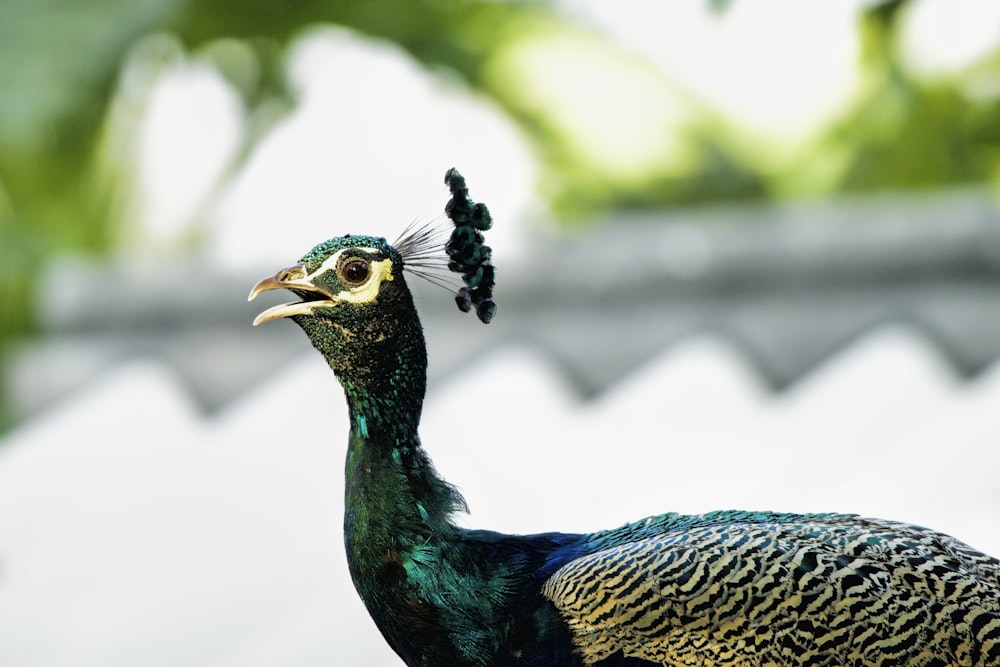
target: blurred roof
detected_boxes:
[9,186,1000,418]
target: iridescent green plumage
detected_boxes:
[249,169,1000,666]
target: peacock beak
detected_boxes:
[248,264,337,326]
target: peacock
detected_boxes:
[248,168,1000,666]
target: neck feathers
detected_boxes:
[301,284,465,546]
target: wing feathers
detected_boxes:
[542,514,1000,666]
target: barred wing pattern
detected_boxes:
[541,514,1000,666]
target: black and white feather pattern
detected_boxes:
[542,512,1000,666]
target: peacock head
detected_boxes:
[247,234,423,383]
[247,168,495,385]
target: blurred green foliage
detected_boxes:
[1,0,999,430]
[837,3,1000,192]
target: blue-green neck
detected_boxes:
[335,320,471,662]
[339,349,465,554]
[294,296,461,530]
[340,349,464,550]
[341,362,425,451]
[294,296,468,643]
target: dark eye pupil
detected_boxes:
[343,259,370,284]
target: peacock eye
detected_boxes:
[340,258,371,286]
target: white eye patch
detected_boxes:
[308,248,394,306]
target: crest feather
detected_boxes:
[395,168,497,324]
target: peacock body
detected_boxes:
[249,169,1000,666]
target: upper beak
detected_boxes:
[248,264,336,326]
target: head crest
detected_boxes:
[394,168,497,324]
[443,168,496,324]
